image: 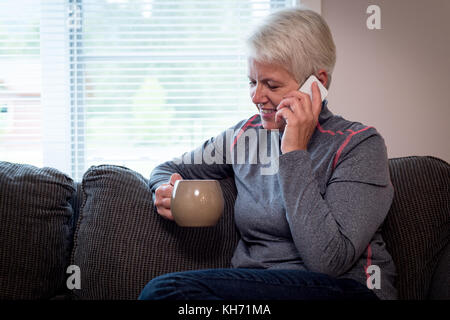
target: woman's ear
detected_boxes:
[316,69,329,89]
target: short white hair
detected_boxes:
[246,8,336,88]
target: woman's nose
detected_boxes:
[251,83,266,105]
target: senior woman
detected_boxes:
[139,8,396,300]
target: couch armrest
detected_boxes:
[428,240,450,299]
[383,156,450,300]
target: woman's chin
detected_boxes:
[261,119,285,131]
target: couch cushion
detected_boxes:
[0,161,75,299]
[71,165,239,299]
[382,156,450,300]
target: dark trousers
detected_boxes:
[138,268,379,300]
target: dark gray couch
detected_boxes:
[0,156,448,300]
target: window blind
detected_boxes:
[0,0,296,181]
[0,0,42,165]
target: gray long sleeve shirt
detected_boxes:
[149,101,397,300]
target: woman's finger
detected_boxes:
[310,82,322,121]
[155,197,171,210]
[278,97,313,123]
[282,90,310,101]
[156,183,173,198]
[157,207,174,221]
[282,92,314,117]
[277,97,302,116]
[169,173,183,186]
[275,105,294,125]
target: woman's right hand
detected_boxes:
[154,173,183,220]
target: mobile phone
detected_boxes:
[299,75,328,102]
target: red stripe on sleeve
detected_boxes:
[332,126,373,170]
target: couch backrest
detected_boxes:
[68,157,448,300]
[1,156,448,300]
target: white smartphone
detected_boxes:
[299,75,328,102]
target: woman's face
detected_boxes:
[248,58,299,130]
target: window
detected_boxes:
[0,0,299,181]
[0,0,42,165]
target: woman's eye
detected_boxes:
[249,81,256,86]
[268,84,279,90]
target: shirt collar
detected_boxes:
[319,99,333,124]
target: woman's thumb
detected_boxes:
[169,173,183,186]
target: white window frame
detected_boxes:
[40,0,72,175]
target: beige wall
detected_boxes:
[320,0,450,163]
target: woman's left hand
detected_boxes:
[275,82,323,154]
